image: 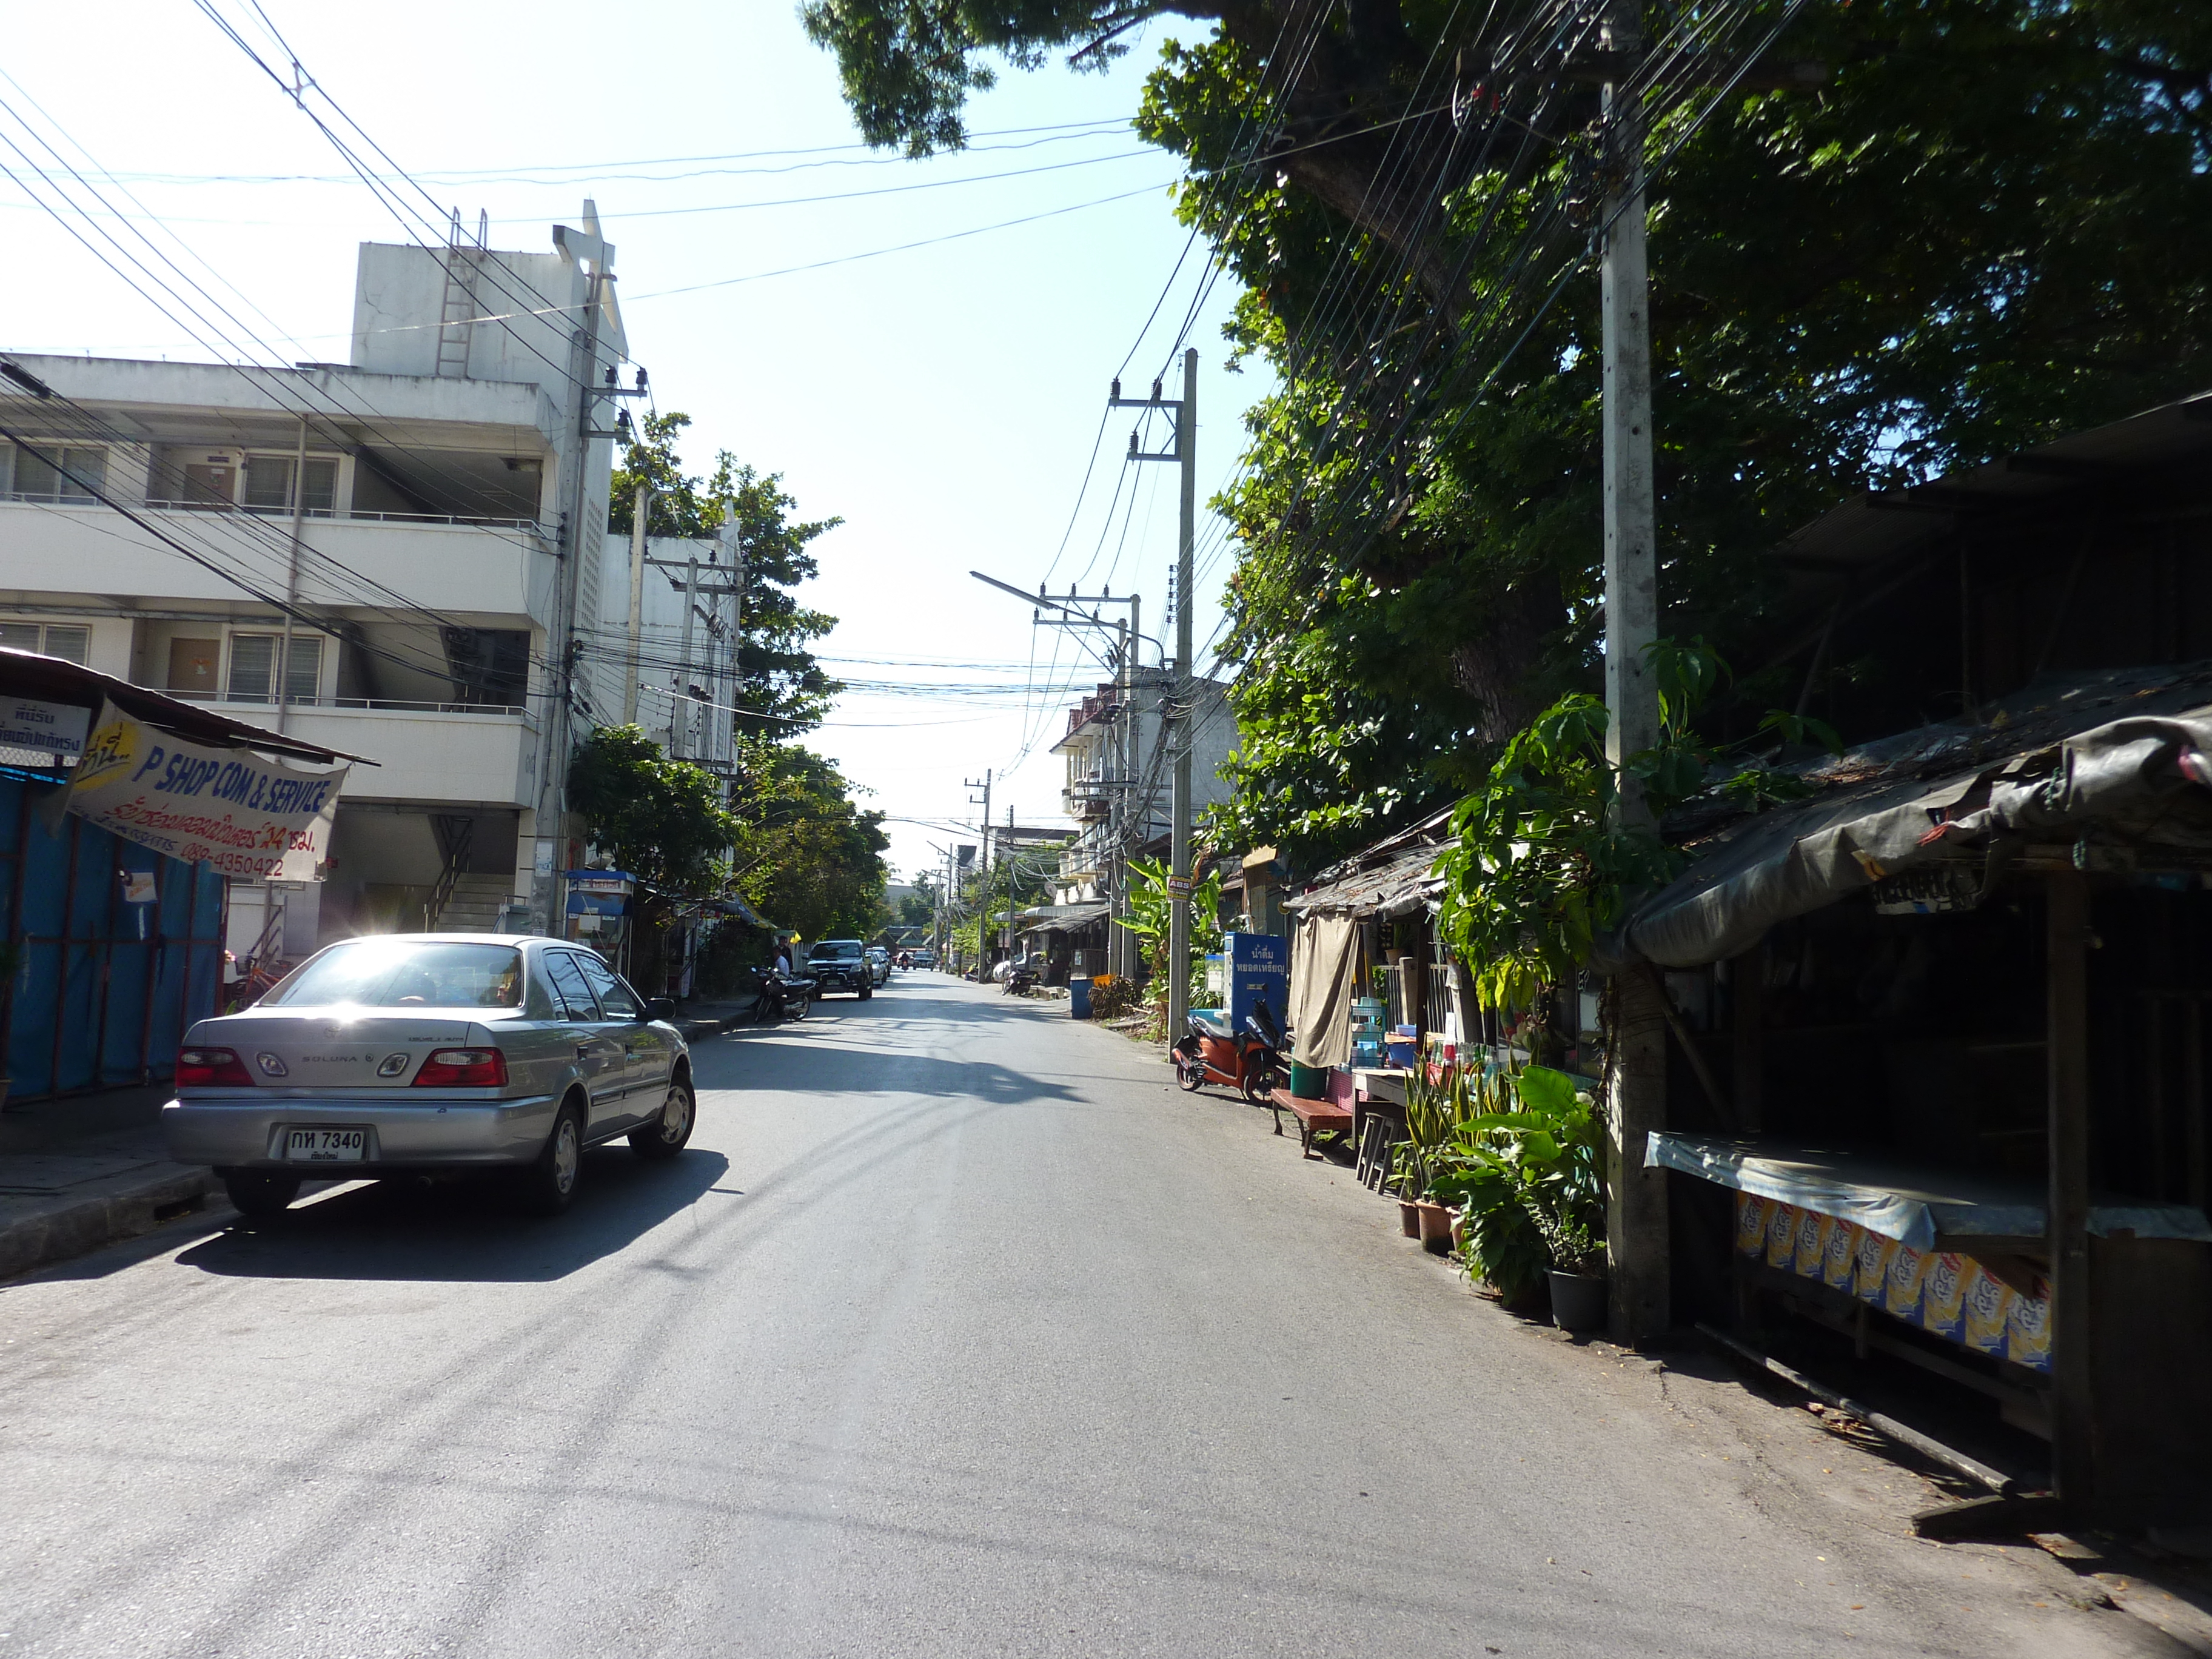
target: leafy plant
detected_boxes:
[1116,856,1225,1016]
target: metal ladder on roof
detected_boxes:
[433,209,488,379]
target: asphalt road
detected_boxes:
[0,974,2182,1658]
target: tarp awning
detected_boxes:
[1648,1131,2212,1249]
[1283,807,1452,920]
[1015,901,1110,936]
[0,646,372,766]
[1607,663,2212,969]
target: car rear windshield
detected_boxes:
[264,941,525,1008]
[810,943,861,960]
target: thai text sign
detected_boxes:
[65,700,347,881]
[0,697,92,757]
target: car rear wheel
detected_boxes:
[858,984,873,1001]
[224,1170,301,1216]
[629,1078,695,1161]
[517,1098,585,1216]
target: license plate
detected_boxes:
[284,1127,367,1163]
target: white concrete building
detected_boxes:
[1050,670,1236,908]
[0,212,628,960]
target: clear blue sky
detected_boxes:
[3,0,1269,883]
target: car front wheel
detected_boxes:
[629,1078,695,1160]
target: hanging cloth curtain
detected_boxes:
[1288,911,1360,1068]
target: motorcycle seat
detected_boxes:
[1190,1013,1233,1041]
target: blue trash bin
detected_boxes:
[1070,977,1093,1019]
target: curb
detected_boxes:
[0,1162,216,1282]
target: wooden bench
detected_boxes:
[1269,1088,1355,1158]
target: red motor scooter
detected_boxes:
[1172,999,1287,1105]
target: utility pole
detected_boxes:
[673,554,700,758]
[625,483,650,726]
[965,771,991,972]
[532,204,612,937]
[1598,2,1668,1346]
[1004,804,1017,969]
[1114,350,1197,1038]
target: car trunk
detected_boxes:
[209,1009,481,1087]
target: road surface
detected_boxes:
[0,974,2177,1657]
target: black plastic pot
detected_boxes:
[1547,1269,1609,1333]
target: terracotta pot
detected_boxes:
[1415,1200,1453,1253]
[1398,1199,1421,1238]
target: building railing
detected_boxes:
[165,692,531,717]
[135,500,544,532]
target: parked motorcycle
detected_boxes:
[751,968,816,1023]
[1173,998,1289,1105]
[1003,962,1039,996]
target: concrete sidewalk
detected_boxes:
[0,1083,216,1281]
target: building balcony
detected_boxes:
[0,501,553,619]
[173,695,539,806]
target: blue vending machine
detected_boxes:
[1225,931,1289,1033]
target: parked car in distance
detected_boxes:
[161,935,694,1218]
[911,949,936,969]
[864,946,891,987]
[806,939,874,999]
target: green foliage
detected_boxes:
[568,726,740,894]
[1413,1062,1606,1296]
[608,412,845,736]
[799,1,1146,155]
[897,884,938,928]
[731,736,890,940]
[1117,855,1225,1009]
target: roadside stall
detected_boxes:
[1606,660,2212,1526]
[0,647,363,1103]
[1281,811,1461,1166]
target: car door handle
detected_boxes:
[576,1043,595,1060]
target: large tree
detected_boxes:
[731,736,892,940]
[809,1,2212,868]
[610,412,845,736]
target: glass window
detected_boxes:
[226,634,276,702]
[241,456,339,515]
[42,626,88,665]
[12,444,104,501]
[302,458,338,515]
[263,941,524,1008]
[575,954,640,1019]
[0,623,92,663]
[180,460,235,509]
[284,636,322,704]
[243,456,293,514]
[541,951,601,1020]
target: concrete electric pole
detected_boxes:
[1115,350,1198,1040]
[965,771,991,973]
[1597,4,1668,1346]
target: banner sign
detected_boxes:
[1165,875,1193,896]
[0,697,92,758]
[65,700,347,881]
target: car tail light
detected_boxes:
[414,1048,509,1088]
[177,1047,253,1087]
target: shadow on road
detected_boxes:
[168,1147,731,1284]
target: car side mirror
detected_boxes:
[645,997,675,1022]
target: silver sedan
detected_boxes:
[161,935,694,1217]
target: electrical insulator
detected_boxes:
[635,367,649,390]
[1110,378,1121,401]
[1128,431,1138,457]
[1151,378,1162,401]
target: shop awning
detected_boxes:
[0,646,373,766]
[1283,809,1452,921]
[1648,1131,2212,1249]
[1015,900,1110,936]
[707,893,777,929]
[1604,662,2212,970]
